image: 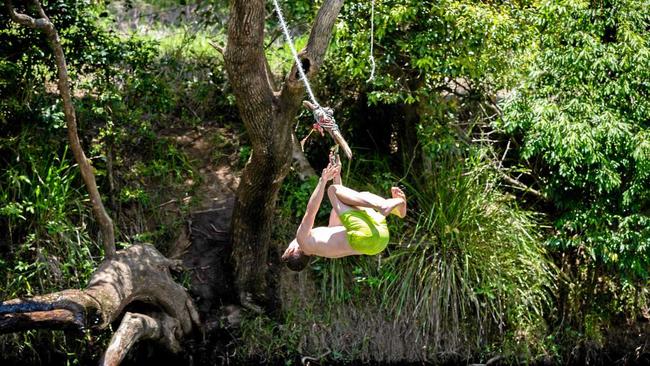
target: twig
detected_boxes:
[157,199,178,208]
[498,139,511,170]
[208,40,225,55]
[499,171,546,200]
[209,223,228,234]
[301,350,331,365]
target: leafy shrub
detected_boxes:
[498,0,650,279]
[378,150,555,359]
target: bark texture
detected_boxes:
[0,245,200,362]
[224,0,343,309]
[5,0,116,258]
[100,312,182,366]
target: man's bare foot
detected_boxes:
[390,187,407,218]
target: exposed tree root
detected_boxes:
[0,244,200,364]
[100,312,182,366]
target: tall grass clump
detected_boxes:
[379,151,556,360]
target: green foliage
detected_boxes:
[498,0,650,278]
[0,134,102,364]
[2,0,650,363]
[0,0,232,362]
[380,149,555,358]
[329,0,533,106]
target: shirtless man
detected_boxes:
[282,160,407,271]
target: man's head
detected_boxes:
[282,239,310,272]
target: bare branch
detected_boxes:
[291,133,316,180]
[5,0,116,258]
[498,139,511,170]
[207,40,225,55]
[5,0,35,27]
[499,171,547,201]
[31,0,47,19]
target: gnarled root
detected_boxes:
[0,244,199,364]
[100,312,182,366]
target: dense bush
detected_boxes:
[499,0,650,275]
[497,0,650,339]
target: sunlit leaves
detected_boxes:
[499,0,650,277]
[329,0,533,106]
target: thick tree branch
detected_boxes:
[0,245,199,334]
[5,1,38,28]
[5,0,116,258]
[0,309,83,332]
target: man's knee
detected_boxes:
[328,184,342,197]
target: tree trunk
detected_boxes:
[224,0,344,310]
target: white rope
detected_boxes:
[272,0,320,108]
[272,0,351,160]
[367,0,376,82]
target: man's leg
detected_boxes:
[328,209,342,227]
[327,184,354,217]
[328,184,403,217]
[330,191,381,226]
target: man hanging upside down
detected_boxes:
[282,157,407,271]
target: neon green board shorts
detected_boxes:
[339,208,389,255]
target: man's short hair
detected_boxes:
[282,245,311,272]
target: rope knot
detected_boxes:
[313,106,339,135]
[300,100,351,160]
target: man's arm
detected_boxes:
[333,166,342,185]
[296,175,329,242]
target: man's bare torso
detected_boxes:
[299,226,360,258]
